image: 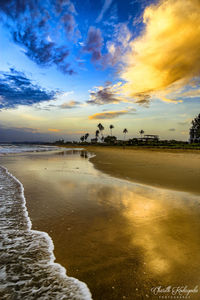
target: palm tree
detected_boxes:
[80,136,85,142]
[97,123,102,131]
[101,125,104,132]
[95,130,100,138]
[139,129,144,138]
[101,125,104,140]
[123,128,128,140]
[84,133,89,141]
[109,124,114,136]
[97,123,104,140]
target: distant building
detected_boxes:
[128,134,159,145]
[143,134,159,142]
[136,134,159,142]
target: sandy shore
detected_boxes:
[2,149,200,299]
[80,146,200,195]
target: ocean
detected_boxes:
[0,145,92,300]
[0,144,60,155]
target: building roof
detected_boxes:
[144,134,159,138]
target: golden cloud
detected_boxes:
[66,130,86,134]
[121,0,200,101]
[60,100,81,109]
[48,128,61,132]
[89,109,134,120]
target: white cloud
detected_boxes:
[96,0,113,23]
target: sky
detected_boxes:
[0,0,200,142]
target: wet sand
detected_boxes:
[1,149,200,299]
[84,146,200,195]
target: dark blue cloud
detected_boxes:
[87,85,121,105]
[0,125,56,142]
[0,0,36,18]
[83,26,103,62]
[0,69,56,109]
[0,0,77,74]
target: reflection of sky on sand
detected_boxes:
[1,149,200,299]
[121,189,195,275]
[94,180,200,283]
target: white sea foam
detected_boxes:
[0,144,60,155]
[0,166,92,300]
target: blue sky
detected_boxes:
[0,0,199,142]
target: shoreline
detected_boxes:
[71,146,200,195]
[60,144,200,153]
[0,164,92,300]
[2,148,200,299]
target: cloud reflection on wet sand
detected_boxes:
[1,150,200,299]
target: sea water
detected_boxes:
[0,144,60,155]
[0,145,92,300]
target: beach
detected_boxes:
[85,146,200,195]
[1,146,200,299]
[1,0,200,298]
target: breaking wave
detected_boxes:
[0,144,60,155]
[0,166,92,300]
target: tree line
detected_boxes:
[80,123,145,143]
